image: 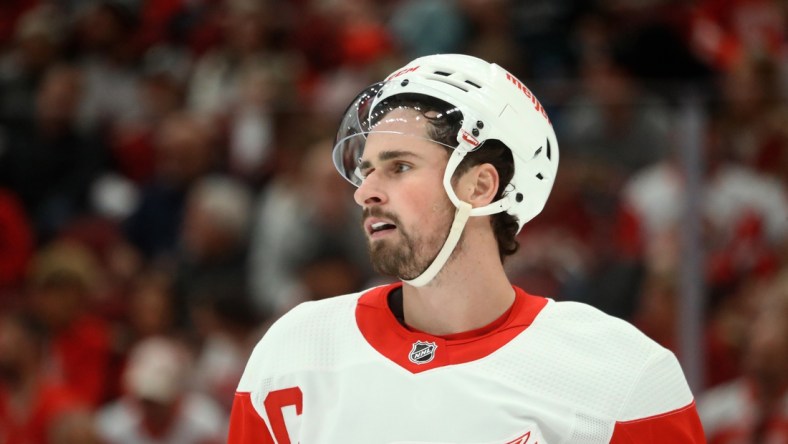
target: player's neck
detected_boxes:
[400,232,514,336]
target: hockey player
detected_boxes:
[228,54,705,443]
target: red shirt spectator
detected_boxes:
[49,313,112,406]
[0,311,93,444]
[0,188,34,300]
[0,381,86,444]
[28,240,113,407]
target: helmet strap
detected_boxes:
[402,200,472,287]
[402,142,512,287]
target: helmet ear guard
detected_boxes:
[441,143,514,218]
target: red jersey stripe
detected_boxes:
[609,401,706,443]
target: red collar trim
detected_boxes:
[406,302,515,341]
[355,283,548,374]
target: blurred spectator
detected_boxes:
[249,137,373,316]
[460,0,525,76]
[73,0,145,132]
[27,240,112,407]
[510,0,587,80]
[698,270,788,443]
[0,3,65,124]
[560,15,672,176]
[594,3,714,87]
[57,215,146,305]
[689,0,786,72]
[704,273,772,388]
[190,294,261,412]
[134,0,196,50]
[127,269,178,341]
[388,0,466,60]
[175,174,254,324]
[632,268,680,351]
[333,0,395,67]
[298,246,366,302]
[300,0,399,117]
[718,56,788,177]
[292,0,394,77]
[108,44,192,188]
[186,0,305,186]
[93,45,193,226]
[123,111,219,259]
[225,60,277,184]
[0,188,34,301]
[104,268,178,402]
[95,336,227,444]
[0,311,97,444]
[0,0,38,47]
[623,114,787,385]
[618,116,788,278]
[0,63,107,242]
[187,0,300,119]
[621,111,785,283]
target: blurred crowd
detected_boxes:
[0,0,786,442]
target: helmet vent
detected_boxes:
[442,82,468,92]
[532,140,552,160]
[426,71,473,92]
[464,80,481,89]
[536,173,544,180]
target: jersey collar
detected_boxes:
[355,283,548,374]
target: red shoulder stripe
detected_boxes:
[609,401,706,443]
[227,392,275,444]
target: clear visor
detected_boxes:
[333,82,463,186]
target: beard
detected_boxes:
[363,202,456,280]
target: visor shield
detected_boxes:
[332,82,463,186]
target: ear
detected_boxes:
[459,163,499,207]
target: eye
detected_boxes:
[355,160,372,181]
[393,163,412,174]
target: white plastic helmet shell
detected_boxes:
[334,53,559,233]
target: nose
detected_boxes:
[353,173,386,207]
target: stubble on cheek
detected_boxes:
[366,200,457,280]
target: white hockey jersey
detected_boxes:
[228,283,704,443]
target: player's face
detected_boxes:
[354,109,455,279]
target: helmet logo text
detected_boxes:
[505,72,552,126]
[387,66,420,81]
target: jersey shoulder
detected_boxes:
[237,291,365,391]
[264,292,361,341]
[540,299,662,353]
[530,300,695,421]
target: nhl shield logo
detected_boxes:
[408,340,438,365]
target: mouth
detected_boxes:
[365,219,398,239]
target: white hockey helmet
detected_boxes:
[333,54,559,286]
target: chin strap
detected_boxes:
[401,201,472,287]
